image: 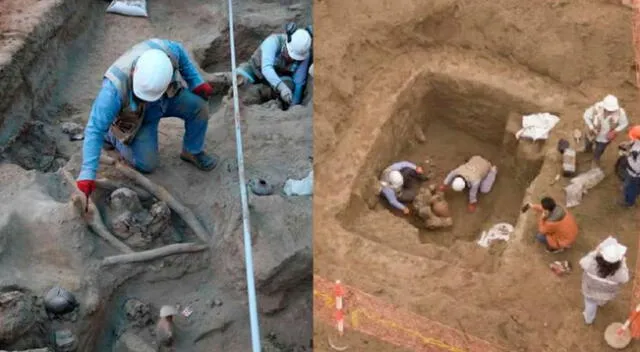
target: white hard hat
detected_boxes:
[452,177,466,192]
[388,170,403,189]
[602,94,620,112]
[601,242,627,263]
[159,305,177,318]
[133,49,174,102]
[286,29,312,61]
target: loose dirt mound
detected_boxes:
[0,0,312,351]
[315,0,638,351]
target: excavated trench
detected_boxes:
[0,0,312,351]
[338,62,549,267]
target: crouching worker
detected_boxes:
[76,38,218,202]
[379,161,428,215]
[236,24,312,107]
[522,197,578,253]
[439,155,497,213]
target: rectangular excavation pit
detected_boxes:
[339,74,547,254]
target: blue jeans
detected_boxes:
[535,233,548,246]
[623,174,640,207]
[106,88,209,173]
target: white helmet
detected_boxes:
[388,170,403,189]
[602,94,619,112]
[159,305,177,318]
[133,49,174,102]
[286,29,312,61]
[452,177,466,192]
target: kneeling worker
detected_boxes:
[439,155,497,212]
[522,196,578,253]
[379,161,427,215]
[236,25,312,106]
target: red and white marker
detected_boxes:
[329,280,348,351]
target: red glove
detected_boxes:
[77,180,96,198]
[467,203,477,213]
[193,83,214,100]
[607,130,617,141]
[438,184,448,192]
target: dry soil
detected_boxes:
[314,0,640,351]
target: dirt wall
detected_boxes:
[0,0,92,148]
[314,0,636,156]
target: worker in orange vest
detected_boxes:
[522,196,578,253]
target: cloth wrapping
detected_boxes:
[477,222,514,248]
[515,113,560,141]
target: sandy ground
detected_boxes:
[0,0,312,350]
[314,0,640,351]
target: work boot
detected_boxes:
[180,151,218,171]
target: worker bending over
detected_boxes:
[76,38,217,201]
[582,94,629,168]
[236,25,312,106]
[439,155,497,212]
[522,197,578,253]
[621,128,640,207]
[379,161,427,215]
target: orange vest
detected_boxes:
[538,208,578,249]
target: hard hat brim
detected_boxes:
[285,42,308,61]
[132,81,166,102]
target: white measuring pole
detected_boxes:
[225,0,261,350]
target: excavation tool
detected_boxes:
[603,303,640,349]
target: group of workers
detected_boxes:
[378,94,636,325]
[379,155,498,216]
[74,24,313,206]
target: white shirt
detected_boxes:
[583,102,629,143]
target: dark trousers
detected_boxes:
[396,167,428,203]
[623,173,640,206]
[584,139,609,162]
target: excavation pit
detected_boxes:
[339,73,546,252]
[315,1,638,350]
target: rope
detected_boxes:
[225,0,261,350]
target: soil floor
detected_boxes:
[314,0,640,351]
[0,0,312,351]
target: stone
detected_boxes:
[0,290,38,347]
[123,298,152,327]
[60,122,83,135]
[53,329,77,352]
[259,292,287,315]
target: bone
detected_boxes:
[102,243,208,266]
[61,169,134,254]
